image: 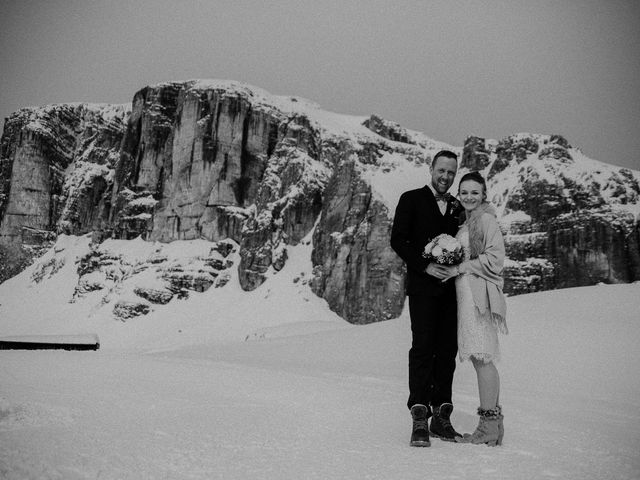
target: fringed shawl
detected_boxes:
[461,202,508,334]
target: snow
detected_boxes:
[359,151,430,213]
[13,103,129,132]
[176,78,370,141]
[359,148,457,216]
[2,237,640,479]
[500,210,532,224]
[475,140,640,219]
[127,195,159,208]
[179,78,455,147]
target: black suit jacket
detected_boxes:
[390,186,463,297]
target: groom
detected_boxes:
[390,149,463,447]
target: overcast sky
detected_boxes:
[1,0,639,170]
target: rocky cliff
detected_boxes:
[1,80,639,324]
[0,103,129,280]
[461,133,640,294]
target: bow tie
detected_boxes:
[434,193,450,202]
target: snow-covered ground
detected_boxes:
[1,241,640,479]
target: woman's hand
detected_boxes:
[440,265,460,283]
[425,262,451,279]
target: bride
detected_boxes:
[443,171,508,446]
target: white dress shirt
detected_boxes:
[428,184,448,215]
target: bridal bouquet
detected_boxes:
[422,234,464,265]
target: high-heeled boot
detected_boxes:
[456,407,501,446]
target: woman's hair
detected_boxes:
[458,171,487,198]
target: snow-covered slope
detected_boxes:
[1,283,639,479]
[0,229,349,350]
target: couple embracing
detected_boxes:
[390,149,508,447]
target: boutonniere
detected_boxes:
[449,196,462,211]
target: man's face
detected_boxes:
[430,156,458,194]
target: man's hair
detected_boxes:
[432,150,458,168]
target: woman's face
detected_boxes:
[459,179,486,212]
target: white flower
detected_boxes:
[431,245,443,257]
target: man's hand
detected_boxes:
[425,262,451,280]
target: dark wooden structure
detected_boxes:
[0,334,100,351]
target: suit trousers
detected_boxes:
[407,291,458,410]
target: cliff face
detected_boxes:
[103,81,413,322]
[0,103,128,281]
[0,104,128,242]
[110,83,283,243]
[1,80,640,324]
[310,156,406,323]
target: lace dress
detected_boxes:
[456,225,501,363]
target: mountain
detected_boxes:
[461,133,640,293]
[1,80,639,325]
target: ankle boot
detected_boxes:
[409,404,431,447]
[456,407,500,446]
[429,403,462,441]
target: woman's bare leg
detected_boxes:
[471,357,500,410]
